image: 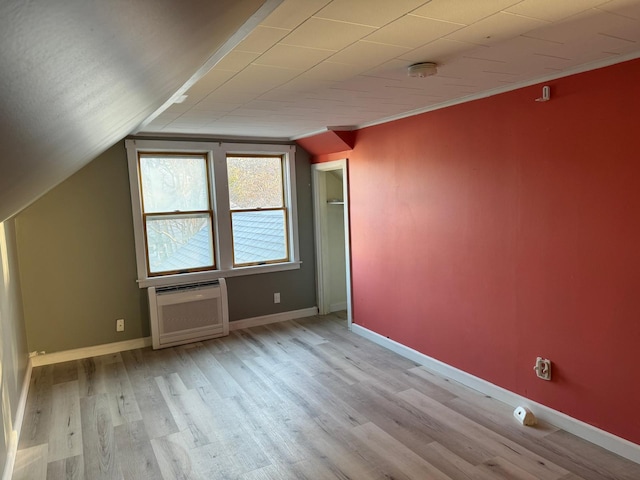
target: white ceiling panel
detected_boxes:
[505,0,611,22]
[294,61,369,82]
[399,38,485,64]
[598,0,640,20]
[261,0,331,29]
[445,12,548,46]
[328,41,411,67]
[524,8,640,44]
[254,44,335,69]
[363,15,464,48]
[213,51,261,72]
[184,70,237,104]
[234,25,290,54]
[190,100,243,112]
[314,0,429,27]
[280,17,376,50]
[411,0,522,25]
[138,0,640,140]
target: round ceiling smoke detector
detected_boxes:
[407,62,438,78]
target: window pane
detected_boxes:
[231,210,287,265]
[146,214,214,273]
[140,154,209,213]
[227,156,283,209]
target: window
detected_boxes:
[139,153,215,275]
[126,140,300,287]
[227,155,288,266]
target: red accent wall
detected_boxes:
[311,58,640,444]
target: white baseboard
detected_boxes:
[2,359,33,480]
[28,307,320,367]
[230,306,318,331]
[30,337,152,367]
[330,302,347,313]
[351,324,640,465]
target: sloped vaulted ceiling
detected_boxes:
[0,0,280,222]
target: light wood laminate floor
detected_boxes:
[13,313,640,479]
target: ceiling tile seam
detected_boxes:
[532,53,573,61]
[336,40,412,53]
[268,42,339,53]
[439,34,492,48]
[247,63,308,72]
[310,15,382,29]
[520,34,564,45]
[594,6,640,20]
[264,24,380,70]
[261,1,334,32]
[493,10,552,24]
[461,55,509,64]
[406,1,526,28]
[234,27,293,54]
[220,60,342,111]
[311,5,464,33]
[188,54,292,112]
[405,12,467,27]
[383,85,432,92]
[598,32,637,44]
[481,70,519,76]
[294,16,379,31]
[396,39,486,62]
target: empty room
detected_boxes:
[1,1,640,479]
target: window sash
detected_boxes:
[229,207,289,267]
[226,154,289,267]
[138,152,216,275]
[143,212,216,276]
[139,152,211,213]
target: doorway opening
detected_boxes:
[312,159,352,329]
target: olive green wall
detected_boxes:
[15,141,316,353]
[16,143,147,353]
[0,219,29,479]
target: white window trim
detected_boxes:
[125,139,301,288]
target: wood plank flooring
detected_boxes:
[13,312,640,479]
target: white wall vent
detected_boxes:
[148,278,229,349]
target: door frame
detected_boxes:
[312,159,352,329]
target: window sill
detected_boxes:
[136,261,302,289]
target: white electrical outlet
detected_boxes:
[116,318,125,332]
[274,292,280,304]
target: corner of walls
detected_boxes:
[0,219,30,480]
[296,130,355,157]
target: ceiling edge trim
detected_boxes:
[130,132,291,144]
[352,51,640,133]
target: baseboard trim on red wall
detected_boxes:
[351,323,640,465]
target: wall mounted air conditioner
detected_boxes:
[148,278,229,349]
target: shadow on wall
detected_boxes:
[0,219,29,479]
